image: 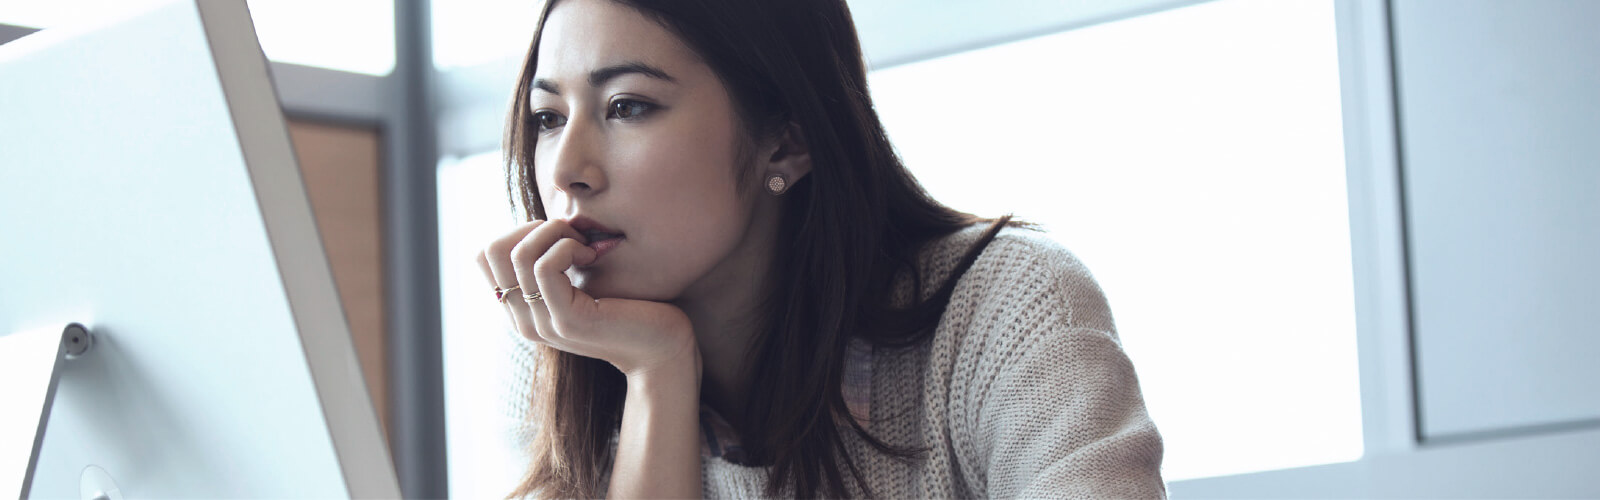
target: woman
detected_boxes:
[475,0,1166,497]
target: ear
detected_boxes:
[762,122,811,184]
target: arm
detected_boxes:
[954,239,1166,498]
[978,326,1167,499]
[607,357,704,499]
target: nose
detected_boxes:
[544,115,607,202]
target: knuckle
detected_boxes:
[509,241,536,263]
[534,220,570,240]
[527,220,556,238]
[486,237,517,260]
[519,220,546,236]
[541,219,570,232]
[533,253,562,274]
[490,221,543,257]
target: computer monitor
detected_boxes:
[0,1,401,497]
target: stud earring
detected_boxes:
[766,174,788,195]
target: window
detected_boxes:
[244,0,394,76]
[438,152,529,499]
[0,0,395,75]
[867,0,1362,480]
[430,0,539,70]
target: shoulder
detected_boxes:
[909,221,1125,422]
[918,226,1165,497]
[920,222,1115,334]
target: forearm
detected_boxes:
[607,362,703,499]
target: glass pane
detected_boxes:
[0,0,156,29]
[0,0,395,76]
[438,152,528,499]
[867,0,1363,481]
[430,0,539,70]
[244,0,394,76]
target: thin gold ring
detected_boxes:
[523,291,543,304]
[496,285,521,303]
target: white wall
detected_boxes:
[1391,0,1600,442]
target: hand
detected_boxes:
[476,219,700,380]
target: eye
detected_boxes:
[607,99,655,120]
[532,110,566,132]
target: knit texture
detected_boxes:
[502,224,1167,498]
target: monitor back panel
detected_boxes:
[0,1,397,497]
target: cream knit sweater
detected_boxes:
[502,224,1167,498]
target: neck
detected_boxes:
[671,195,784,428]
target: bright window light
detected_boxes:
[0,1,150,29]
[431,0,540,70]
[0,0,395,76]
[438,152,529,499]
[244,0,394,76]
[868,0,1363,481]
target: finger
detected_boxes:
[508,220,588,341]
[524,237,598,340]
[481,220,544,288]
[477,250,520,332]
[483,220,546,340]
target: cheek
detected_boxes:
[605,113,753,296]
[531,139,561,209]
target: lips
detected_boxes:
[568,215,625,261]
[580,229,623,241]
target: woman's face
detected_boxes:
[529,0,757,301]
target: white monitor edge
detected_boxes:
[193,1,401,497]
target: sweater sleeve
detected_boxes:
[978,326,1167,498]
[963,250,1167,498]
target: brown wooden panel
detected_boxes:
[286,119,389,439]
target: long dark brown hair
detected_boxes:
[503,0,1017,497]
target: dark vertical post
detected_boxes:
[387,0,446,497]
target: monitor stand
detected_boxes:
[1,323,98,499]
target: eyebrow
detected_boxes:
[532,62,676,95]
